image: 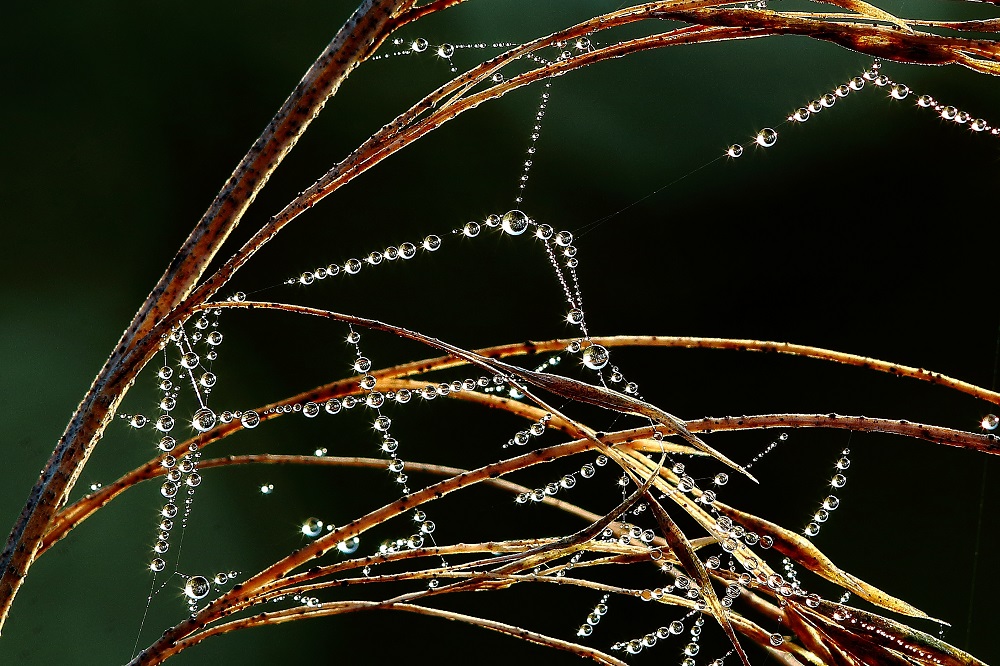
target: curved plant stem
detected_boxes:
[0,0,419,630]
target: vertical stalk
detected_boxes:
[0,0,416,634]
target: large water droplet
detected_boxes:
[755,128,777,147]
[184,575,211,600]
[241,410,260,429]
[301,518,323,537]
[581,344,609,370]
[501,210,529,235]
[192,408,217,432]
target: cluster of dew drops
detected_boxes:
[725,59,997,160]
[116,306,266,611]
[114,43,1000,644]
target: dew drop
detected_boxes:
[535,224,554,240]
[411,38,428,53]
[199,372,216,388]
[399,242,417,259]
[581,344,609,370]
[338,536,360,554]
[301,517,323,537]
[180,352,200,369]
[241,410,260,429]
[422,235,442,251]
[981,414,999,430]
[129,414,148,429]
[302,402,320,418]
[501,210,529,235]
[192,407,217,432]
[755,128,777,148]
[149,558,166,572]
[260,483,274,495]
[727,144,743,158]
[156,414,174,432]
[184,575,211,600]
[462,221,481,237]
[890,83,909,100]
[437,43,454,58]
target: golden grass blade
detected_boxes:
[641,490,751,666]
[792,602,986,666]
[817,0,912,31]
[714,502,935,620]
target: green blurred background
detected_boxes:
[2,1,1000,664]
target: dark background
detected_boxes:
[2,1,1000,664]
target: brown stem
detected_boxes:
[0,0,418,634]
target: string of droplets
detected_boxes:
[726,59,997,160]
[118,309,247,631]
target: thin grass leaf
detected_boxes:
[714,502,935,620]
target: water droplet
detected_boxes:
[338,536,360,554]
[581,344,609,370]
[213,572,229,585]
[354,357,372,373]
[420,520,436,534]
[804,522,820,536]
[241,410,260,429]
[344,258,362,274]
[941,105,958,120]
[580,463,596,478]
[149,558,166,572]
[199,372,216,388]
[374,415,391,432]
[566,308,584,325]
[192,407,217,432]
[411,38,428,53]
[180,352,200,369]
[835,457,850,470]
[422,235,442,251]
[792,107,810,122]
[982,414,999,430]
[755,128,777,147]
[129,414,148,429]
[823,495,840,510]
[769,633,784,646]
[831,473,847,487]
[301,518,323,537]
[890,83,909,100]
[463,221,481,237]
[726,144,743,158]
[683,642,700,656]
[260,483,274,495]
[535,224,553,240]
[158,366,173,380]
[437,43,454,58]
[184,575,211,600]
[185,472,202,487]
[849,76,865,91]
[500,210,529,235]
[302,402,320,418]
[398,242,417,260]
